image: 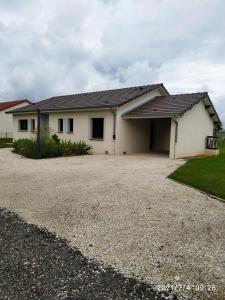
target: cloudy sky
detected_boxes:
[0,0,225,125]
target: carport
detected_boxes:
[121,116,172,156]
[122,98,176,157]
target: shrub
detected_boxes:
[52,134,60,144]
[13,139,39,158]
[12,137,93,159]
[0,138,13,148]
[71,141,93,155]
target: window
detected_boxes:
[68,118,73,133]
[18,120,28,131]
[31,119,35,131]
[58,119,63,133]
[90,117,104,139]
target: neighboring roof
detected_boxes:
[0,99,31,112]
[123,92,221,125]
[8,84,167,114]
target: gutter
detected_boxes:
[111,109,117,155]
[6,105,117,115]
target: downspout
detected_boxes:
[172,118,178,159]
[37,109,41,158]
[111,109,117,155]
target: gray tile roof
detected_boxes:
[9,84,164,113]
[7,84,221,126]
[123,93,206,116]
[123,92,221,124]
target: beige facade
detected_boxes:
[49,110,115,154]
[170,100,214,158]
[12,94,216,158]
[0,101,30,138]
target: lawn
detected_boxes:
[0,138,13,148]
[169,143,225,200]
[218,138,225,155]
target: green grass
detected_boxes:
[0,138,13,148]
[169,141,225,200]
[218,138,225,155]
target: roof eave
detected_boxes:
[203,93,222,126]
[7,105,117,114]
[122,113,179,119]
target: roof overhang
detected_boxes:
[122,113,177,119]
[7,105,117,115]
[202,94,221,126]
[122,93,222,128]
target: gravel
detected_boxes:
[0,208,177,300]
[0,149,225,299]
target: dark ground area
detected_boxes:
[0,208,177,300]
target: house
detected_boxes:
[8,84,221,158]
[0,100,31,139]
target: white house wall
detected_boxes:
[0,102,30,138]
[13,114,37,140]
[172,100,214,158]
[169,120,176,159]
[49,110,114,154]
[13,110,115,154]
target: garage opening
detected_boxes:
[120,117,171,157]
[149,118,171,154]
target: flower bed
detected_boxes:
[13,134,92,159]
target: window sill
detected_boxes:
[57,131,63,134]
[89,138,104,141]
[67,132,74,134]
[18,130,28,132]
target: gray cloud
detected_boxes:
[0,0,224,126]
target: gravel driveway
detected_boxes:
[0,149,225,299]
[0,208,175,300]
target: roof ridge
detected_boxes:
[48,83,163,99]
[26,83,163,106]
